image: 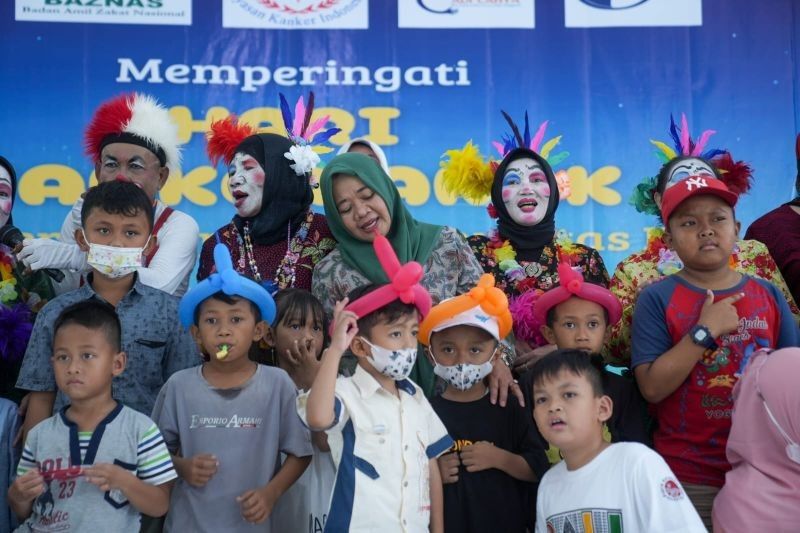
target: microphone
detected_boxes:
[0,225,66,283]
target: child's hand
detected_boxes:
[698,290,744,337]
[329,298,359,353]
[84,463,133,493]
[460,441,499,473]
[285,338,322,390]
[237,486,276,524]
[180,454,219,488]
[9,469,45,503]
[438,452,460,484]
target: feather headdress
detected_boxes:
[85,93,182,172]
[278,92,341,179]
[206,115,257,167]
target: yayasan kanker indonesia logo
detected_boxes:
[579,0,649,9]
[257,0,345,13]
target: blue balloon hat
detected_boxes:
[179,243,277,327]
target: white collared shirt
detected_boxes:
[298,365,452,533]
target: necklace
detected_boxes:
[236,210,314,290]
[487,228,578,291]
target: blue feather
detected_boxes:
[279,93,294,134]
[668,114,682,153]
[310,128,341,146]
[701,148,726,160]
[523,112,531,148]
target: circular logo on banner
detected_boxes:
[579,0,649,9]
[416,0,457,14]
[259,0,344,14]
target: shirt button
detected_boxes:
[404,481,408,487]
[404,445,408,450]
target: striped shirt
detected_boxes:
[15,403,176,532]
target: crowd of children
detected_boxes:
[3,104,800,533]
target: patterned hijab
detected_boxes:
[321,153,443,284]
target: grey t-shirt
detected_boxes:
[152,364,312,532]
[15,404,176,532]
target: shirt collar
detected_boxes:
[84,271,144,299]
[352,364,418,399]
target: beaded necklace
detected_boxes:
[237,210,314,290]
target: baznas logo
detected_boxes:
[580,0,649,9]
[416,0,456,14]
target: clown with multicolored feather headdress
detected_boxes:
[440,111,611,352]
[198,92,339,296]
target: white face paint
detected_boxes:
[665,157,716,190]
[0,165,12,228]
[227,152,266,218]
[501,157,551,226]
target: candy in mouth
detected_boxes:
[216,344,230,360]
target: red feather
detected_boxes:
[712,152,753,196]
[206,116,257,166]
[84,93,134,162]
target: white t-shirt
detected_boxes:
[536,442,706,533]
[61,197,198,296]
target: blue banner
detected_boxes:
[2,0,799,272]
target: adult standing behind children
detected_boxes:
[631,176,798,528]
[15,181,198,443]
[9,300,176,531]
[198,93,337,291]
[608,114,798,367]
[312,153,521,404]
[440,112,609,372]
[152,244,312,531]
[18,93,199,297]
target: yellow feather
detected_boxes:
[540,136,562,160]
[650,140,676,161]
[440,141,493,203]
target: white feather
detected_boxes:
[124,93,182,172]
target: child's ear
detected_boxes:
[112,351,127,377]
[75,228,89,252]
[142,234,157,257]
[662,227,674,250]
[597,394,613,424]
[350,336,370,358]
[252,320,267,343]
[540,325,557,346]
[262,325,275,347]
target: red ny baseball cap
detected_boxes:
[660,176,738,222]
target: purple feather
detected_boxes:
[279,93,294,135]
[302,92,315,137]
[501,110,525,148]
[523,112,531,148]
[0,304,33,363]
[310,128,342,146]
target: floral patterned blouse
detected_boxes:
[312,226,483,319]
[606,228,800,367]
[198,212,336,292]
[467,233,610,299]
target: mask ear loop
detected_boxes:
[754,356,800,464]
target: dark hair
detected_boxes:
[346,284,418,338]
[81,180,155,230]
[193,291,262,326]
[530,349,605,397]
[53,299,122,352]
[0,156,16,226]
[274,288,329,346]
[545,298,610,328]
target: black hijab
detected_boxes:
[231,133,313,246]
[491,147,560,262]
[0,156,16,227]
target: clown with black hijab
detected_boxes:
[442,112,609,369]
[199,93,337,292]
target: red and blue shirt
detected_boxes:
[632,275,798,487]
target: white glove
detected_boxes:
[18,238,86,271]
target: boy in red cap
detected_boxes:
[631,175,798,527]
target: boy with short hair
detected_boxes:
[301,233,452,533]
[418,274,546,533]
[9,300,176,531]
[532,349,705,533]
[632,176,798,526]
[151,244,312,531]
[16,181,198,442]
[533,262,649,453]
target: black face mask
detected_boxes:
[231,134,313,246]
[490,148,560,262]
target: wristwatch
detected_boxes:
[689,324,718,350]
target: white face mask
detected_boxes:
[83,231,149,279]
[360,337,417,381]
[756,359,800,464]
[432,351,495,392]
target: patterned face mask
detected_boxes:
[359,337,417,381]
[83,231,149,279]
[431,349,496,392]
